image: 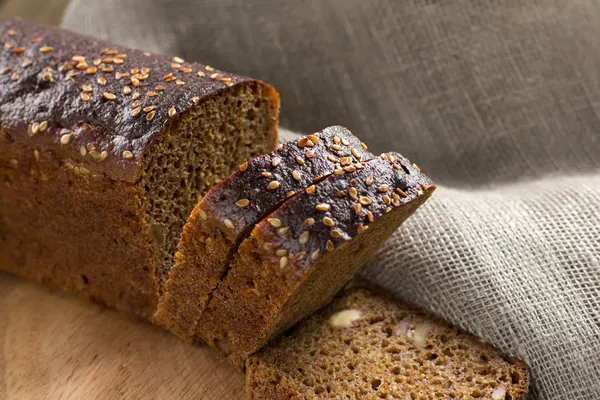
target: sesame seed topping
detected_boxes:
[197,71,205,77]
[9,159,17,166]
[327,240,335,251]
[354,203,362,215]
[30,37,41,44]
[131,77,140,87]
[122,150,134,159]
[396,188,408,197]
[383,195,391,205]
[299,231,309,244]
[330,144,342,151]
[334,168,345,175]
[261,171,272,178]
[205,65,214,71]
[359,197,372,206]
[7,29,16,36]
[171,63,181,69]
[192,96,200,104]
[323,217,335,227]
[146,110,156,121]
[33,150,40,161]
[97,77,106,85]
[99,151,108,161]
[327,155,339,163]
[306,185,316,194]
[330,229,343,239]
[11,72,18,80]
[89,150,101,159]
[143,105,156,112]
[222,219,235,230]
[168,106,176,117]
[340,156,352,166]
[287,190,295,197]
[301,218,315,228]
[103,92,116,100]
[42,71,52,82]
[298,137,314,148]
[181,67,193,74]
[295,155,305,165]
[175,80,185,86]
[39,121,48,132]
[277,227,290,236]
[413,163,421,172]
[292,170,301,181]
[93,58,102,66]
[420,183,429,191]
[82,84,93,92]
[315,203,330,212]
[79,166,90,175]
[21,59,32,68]
[351,148,361,159]
[279,256,288,269]
[198,209,207,220]
[239,161,249,171]
[333,136,341,144]
[85,66,97,75]
[378,184,390,193]
[79,145,86,156]
[235,198,250,207]
[263,242,273,250]
[341,138,350,146]
[366,211,374,222]
[311,249,320,261]
[60,134,72,145]
[146,91,159,97]
[131,107,142,117]
[267,180,280,190]
[39,46,53,53]
[132,92,140,100]
[272,157,281,167]
[268,218,282,228]
[123,86,132,95]
[358,223,368,234]
[365,176,374,186]
[0,67,10,74]
[276,249,288,257]
[12,47,24,54]
[113,58,124,64]
[173,56,185,64]
[308,134,319,144]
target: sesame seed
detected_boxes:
[81,84,93,92]
[323,217,335,227]
[279,256,288,269]
[79,145,87,156]
[155,85,166,91]
[21,59,32,68]
[122,86,131,95]
[205,65,214,71]
[367,211,374,222]
[131,107,141,117]
[261,171,272,178]
[333,136,341,144]
[354,203,362,215]
[327,155,339,163]
[296,251,307,261]
[330,144,342,151]
[413,163,421,172]
[223,219,235,229]
[277,144,284,151]
[31,37,41,44]
[383,195,391,205]
[9,159,18,166]
[7,29,16,36]
[33,150,40,161]
[308,134,319,144]
[86,143,96,151]
[93,58,102,66]
[327,240,335,251]
[12,47,24,54]
[181,67,193,74]
[340,156,352,166]
[198,209,207,220]
[85,66,97,75]
[358,223,368,234]
[306,185,316,194]
[361,142,368,150]
[173,56,185,64]
[334,168,345,175]
[122,150,134,159]
[299,231,309,244]
[42,71,52,82]
[276,249,288,257]
[0,67,10,74]
[29,122,40,135]
[240,161,249,171]
[101,67,113,73]
[420,183,429,191]
[263,242,273,250]
[171,63,181,69]
[396,188,408,197]
[76,62,88,70]
[236,198,250,207]
[287,190,295,197]
[267,180,280,190]
[292,170,301,181]
[39,121,48,132]
[103,92,116,100]
[143,105,156,112]
[60,134,72,145]
[298,137,314,148]
[146,111,156,121]
[79,166,90,175]
[330,229,343,239]
[378,184,389,193]
[11,72,18,80]
[311,249,320,261]
[268,218,282,228]
[89,150,101,159]
[301,218,315,228]
[39,46,53,53]
[99,151,108,161]
[132,92,140,100]
[168,106,176,117]
[365,176,374,186]
[359,197,372,206]
[272,157,281,167]
[387,154,395,163]
[147,91,159,97]
[192,96,200,104]
[113,58,124,64]
[197,71,205,77]
[277,227,290,237]
[97,77,106,85]
[176,80,185,86]
[315,203,330,212]
[341,138,350,146]
[351,148,361,159]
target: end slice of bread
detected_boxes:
[246,285,530,400]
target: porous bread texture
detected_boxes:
[246,286,530,400]
[198,154,435,369]
[155,127,372,340]
[143,81,277,289]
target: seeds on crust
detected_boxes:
[315,203,330,212]
[268,218,282,228]
[267,180,280,190]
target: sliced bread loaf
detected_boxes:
[198,153,435,368]
[246,285,530,400]
[155,126,373,340]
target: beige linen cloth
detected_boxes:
[62,1,600,399]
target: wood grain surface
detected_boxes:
[0,272,247,400]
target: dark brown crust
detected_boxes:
[0,18,260,182]
[198,153,435,368]
[156,126,373,340]
[246,284,530,400]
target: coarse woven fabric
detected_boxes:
[61,1,600,399]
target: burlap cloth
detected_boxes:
[62,1,600,398]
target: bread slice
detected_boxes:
[198,153,435,368]
[155,126,373,339]
[0,19,279,318]
[246,285,530,400]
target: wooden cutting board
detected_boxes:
[0,272,247,400]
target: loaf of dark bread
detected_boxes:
[155,126,373,340]
[0,19,279,318]
[198,152,435,368]
[246,285,530,400]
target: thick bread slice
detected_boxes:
[155,126,373,340]
[246,285,530,400]
[198,152,435,368]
